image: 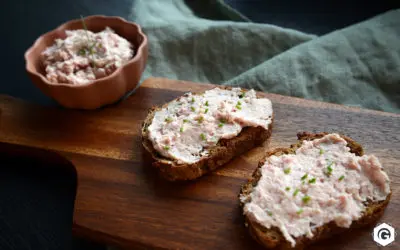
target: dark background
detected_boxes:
[0,1,397,249]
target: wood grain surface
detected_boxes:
[0,77,399,250]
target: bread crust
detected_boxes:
[239,132,392,250]
[141,88,274,181]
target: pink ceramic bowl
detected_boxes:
[24,15,148,110]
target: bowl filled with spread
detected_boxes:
[24,15,148,109]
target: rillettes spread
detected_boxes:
[241,133,391,247]
[41,27,134,84]
[147,88,273,164]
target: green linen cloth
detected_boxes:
[130,0,400,113]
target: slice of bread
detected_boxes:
[141,88,274,181]
[239,132,391,250]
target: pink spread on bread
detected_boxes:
[147,88,273,164]
[241,134,390,247]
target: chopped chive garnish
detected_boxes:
[204,108,209,114]
[200,133,206,140]
[80,15,99,63]
[308,178,316,184]
[218,119,227,127]
[267,211,273,216]
[285,187,291,191]
[325,162,334,176]
[164,146,170,150]
[297,208,304,215]
[205,101,209,106]
[293,189,299,197]
[191,106,195,112]
[237,101,242,105]
[191,97,195,103]
[301,173,308,180]
[197,116,204,123]
[338,175,345,181]
[180,127,184,133]
[302,195,311,204]
[236,104,242,110]
[319,148,324,155]
[283,168,291,174]
[183,119,188,123]
[78,48,86,56]
[165,117,172,123]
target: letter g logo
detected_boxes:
[378,228,391,240]
[373,223,396,247]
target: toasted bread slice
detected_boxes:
[239,132,391,250]
[141,88,274,181]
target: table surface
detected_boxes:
[0,77,399,250]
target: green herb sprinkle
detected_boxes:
[302,195,311,204]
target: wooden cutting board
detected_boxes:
[0,77,399,250]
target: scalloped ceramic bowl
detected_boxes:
[24,15,148,109]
